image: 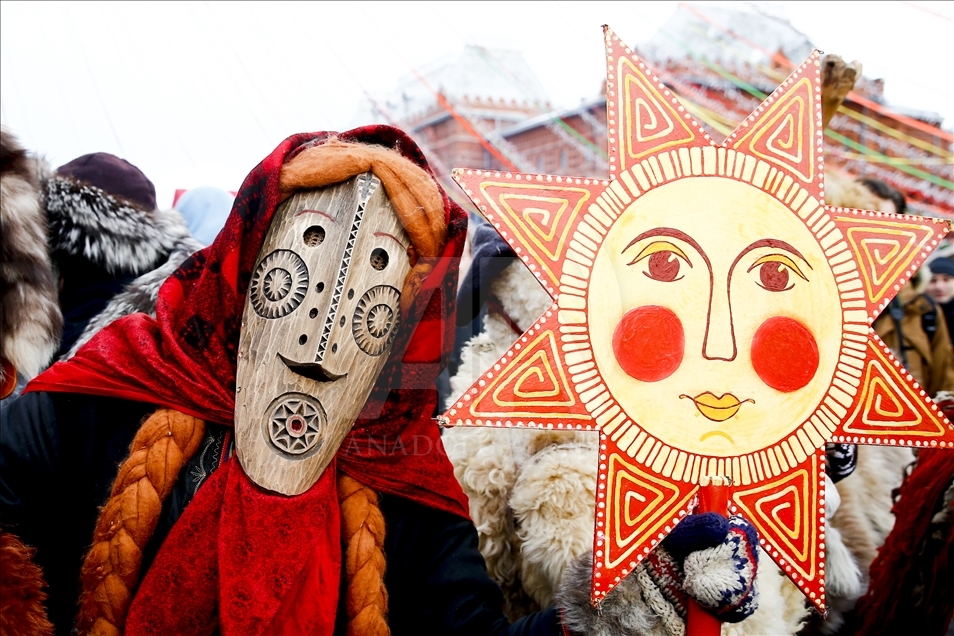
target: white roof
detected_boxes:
[372,45,551,123]
[643,4,814,68]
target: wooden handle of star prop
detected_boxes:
[686,476,730,636]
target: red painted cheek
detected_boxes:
[613,306,685,382]
[751,316,819,392]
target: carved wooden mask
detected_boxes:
[235,173,412,495]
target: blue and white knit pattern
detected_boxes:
[682,516,760,623]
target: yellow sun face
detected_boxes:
[590,176,842,457]
[445,26,954,611]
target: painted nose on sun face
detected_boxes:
[703,278,736,361]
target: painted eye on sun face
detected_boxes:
[628,240,692,282]
[747,254,809,292]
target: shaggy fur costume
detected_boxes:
[0,128,62,389]
[33,157,203,358]
[557,551,681,636]
[0,531,52,636]
[444,259,813,634]
[817,445,913,634]
[809,171,920,635]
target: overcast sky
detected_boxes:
[2,1,951,206]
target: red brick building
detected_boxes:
[368,5,952,219]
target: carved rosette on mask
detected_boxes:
[443,26,954,611]
[236,173,411,495]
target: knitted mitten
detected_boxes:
[680,516,760,622]
[662,511,728,561]
[557,513,759,635]
[637,511,727,622]
[637,511,734,626]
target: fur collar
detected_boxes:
[31,156,204,361]
[40,160,190,276]
[64,229,203,358]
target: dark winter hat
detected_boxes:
[929,257,954,278]
[57,153,157,211]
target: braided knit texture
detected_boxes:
[75,409,205,636]
[338,474,389,636]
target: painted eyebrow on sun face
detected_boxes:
[622,227,712,272]
[728,238,813,276]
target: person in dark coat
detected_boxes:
[2,134,203,410]
[927,256,954,347]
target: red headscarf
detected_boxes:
[26,127,470,635]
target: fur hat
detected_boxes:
[42,156,184,277]
[57,152,157,211]
[38,149,201,358]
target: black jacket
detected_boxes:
[0,391,559,635]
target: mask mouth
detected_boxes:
[278,353,347,382]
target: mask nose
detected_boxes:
[275,280,355,380]
[314,285,361,377]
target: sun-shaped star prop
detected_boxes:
[443,26,954,611]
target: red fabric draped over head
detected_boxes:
[26,126,467,636]
[28,125,469,517]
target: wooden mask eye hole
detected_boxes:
[370,248,389,271]
[303,226,325,246]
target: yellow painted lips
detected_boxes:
[680,392,754,422]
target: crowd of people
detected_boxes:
[0,125,766,636]
[0,58,952,636]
